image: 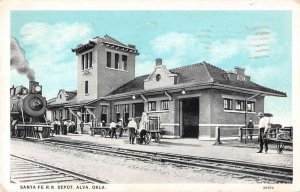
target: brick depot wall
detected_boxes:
[77,49,98,101]
[76,45,136,102]
[207,89,264,138]
[90,89,265,139]
[97,46,136,97]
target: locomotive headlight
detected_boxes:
[16,93,20,98]
[35,86,42,92]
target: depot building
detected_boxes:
[47,35,286,139]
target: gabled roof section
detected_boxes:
[47,90,78,106]
[107,61,286,97]
[101,34,139,55]
[102,34,127,47]
[65,90,77,101]
[72,34,139,55]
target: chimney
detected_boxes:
[234,67,246,81]
[156,58,162,66]
[234,67,245,76]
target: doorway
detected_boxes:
[181,98,199,138]
[133,103,144,118]
[133,103,144,126]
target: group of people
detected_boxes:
[109,118,125,139]
[53,119,76,135]
[127,112,148,144]
[108,112,148,144]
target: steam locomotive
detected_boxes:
[10,81,52,139]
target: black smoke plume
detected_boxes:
[10,37,35,81]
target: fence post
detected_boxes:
[214,126,222,145]
[239,127,243,142]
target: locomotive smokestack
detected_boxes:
[29,81,35,93]
[10,37,35,81]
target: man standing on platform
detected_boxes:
[110,120,117,139]
[257,112,269,153]
[128,118,137,144]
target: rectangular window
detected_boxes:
[89,52,92,68]
[115,105,120,113]
[148,101,156,111]
[115,105,121,122]
[124,104,129,113]
[65,109,69,118]
[223,98,233,110]
[161,100,169,110]
[122,55,128,70]
[247,101,255,112]
[101,106,107,114]
[81,55,84,70]
[107,52,111,68]
[115,53,119,69]
[86,112,90,122]
[59,109,63,120]
[85,53,88,69]
[235,100,245,111]
[85,81,88,94]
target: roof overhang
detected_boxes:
[104,82,286,100]
[213,83,287,97]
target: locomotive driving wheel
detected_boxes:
[100,129,107,137]
[154,133,161,143]
[144,133,151,144]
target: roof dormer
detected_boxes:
[144,58,178,90]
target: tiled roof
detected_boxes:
[108,62,286,97]
[72,34,138,54]
[109,75,148,95]
[65,90,77,101]
[102,34,127,47]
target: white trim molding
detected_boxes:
[199,124,245,127]
[198,124,258,127]
[224,110,256,114]
[222,94,257,102]
[147,110,170,114]
[162,135,180,139]
[160,123,179,126]
[176,93,201,99]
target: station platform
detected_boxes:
[50,133,292,167]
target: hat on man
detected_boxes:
[258,112,264,117]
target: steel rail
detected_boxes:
[10,154,108,184]
[41,139,292,183]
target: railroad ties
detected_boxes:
[10,155,107,184]
[38,139,292,183]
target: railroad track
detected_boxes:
[10,154,107,184]
[35,139,293,183]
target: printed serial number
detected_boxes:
[263,186,274,190]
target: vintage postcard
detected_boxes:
[0,0,299,192]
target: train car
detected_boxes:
[10,81,52,139]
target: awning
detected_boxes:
[84,106,96,118]
[69,108,81,119]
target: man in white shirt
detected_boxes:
[109,120,117,139]
[128,118,137,144]
[257,112,269,153]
